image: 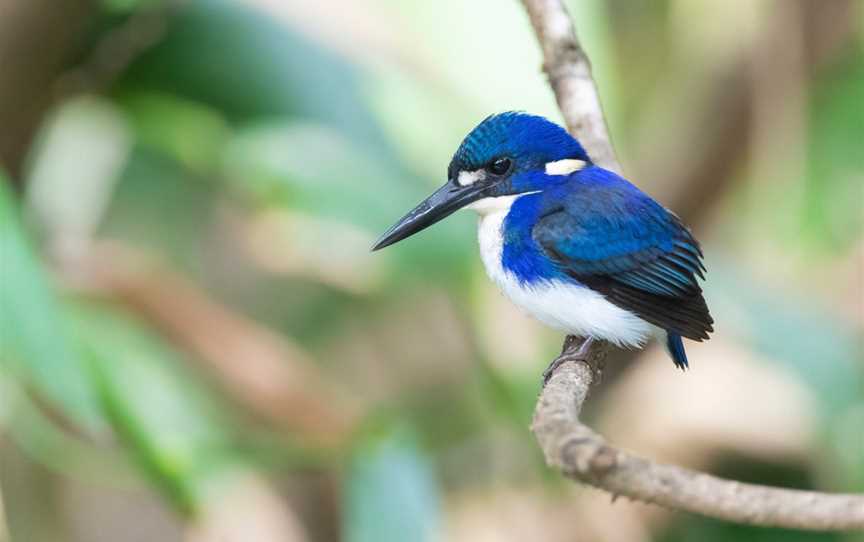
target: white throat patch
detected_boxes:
[545,158,587,176]
[465,194,522,216]
[464,191,540,216]
[457,169,486,186]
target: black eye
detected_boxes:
[486,158,512,176]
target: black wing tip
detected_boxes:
[582,276,715,342]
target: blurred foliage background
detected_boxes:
[0,0,862,541]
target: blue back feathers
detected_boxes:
[503,166,713,342]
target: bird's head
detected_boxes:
[373,112,590,250]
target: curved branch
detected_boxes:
[534,338,864,531]
[519,0,864,532]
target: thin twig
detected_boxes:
[519,0,864,531]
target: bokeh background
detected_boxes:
[0,0,862,540]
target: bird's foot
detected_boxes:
[542,336,596,386]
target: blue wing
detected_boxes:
[533,168,713,341]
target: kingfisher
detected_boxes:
[373,112,712,376]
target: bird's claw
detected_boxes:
[542,336,595,386]
[541,356,566,385]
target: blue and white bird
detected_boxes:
[373,112,712,374]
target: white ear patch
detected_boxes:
[545,159,587,176]
[457,169,486,186]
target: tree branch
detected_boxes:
[519,0,864,531]
[535,338,864,531]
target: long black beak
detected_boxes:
[372,178,484,251]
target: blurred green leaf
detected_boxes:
[0,374,131,485]
[221,121,475,287]
[0,176,102,429]
[222,122,410,227]
[100,0,163,15]
[102,148,218,268]
[344,426,441,542]
[119,91,231,173]
[118,0,392,156]
[71,301,241,513]
[801,51,864,252]
[112,0,479,289]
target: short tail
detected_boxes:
[666,332,689,370]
